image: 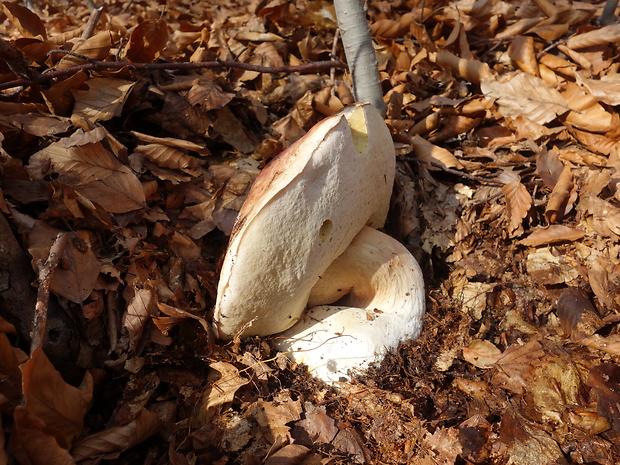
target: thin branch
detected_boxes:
[0,59,347,95]
[81,6,104,40]
[31,232,69,353]
[402,156,504,186]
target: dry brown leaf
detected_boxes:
[410,135,464,169]
[500,413,565,465]
[264,445,310,465]
[570,128,617,155]
[294,403,338,444]
[134,144,202,176]
[27,137,146,213]
[508,35,539,76]
[20,347,93,448]
[566,23,620,49]
[0,2,46,40]
[461,339,502,368]
[481,73,568,125]
[574,71,620,106]
[187,76,234,112]
[193,361,249,426]
[0,331,23,414]
[72,78,136,123]
[587,364,620,431]
[520,225,585,246]
[422,427,462,465]
[11,407,76,465]
[545,163,576,223]
[56,31,113,70]
[491,340,545,394]
[530,23,569,41]
[502,181,532,236]
[526,247,578,285]
[588,255,615,309]
[71,408,162,461]
[581,334,620,356]
[556,288,604,340]
[252,395,303,444]
[124,20,169,63]
[123,287,156,351]
[584,195,620,238]
[154,302,211,335]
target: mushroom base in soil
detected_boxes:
[213,102,425,383]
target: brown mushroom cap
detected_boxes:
[213,103,395,339]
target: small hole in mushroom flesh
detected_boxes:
[319,219,333,243]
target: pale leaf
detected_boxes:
[508,35,539,76]
[481,73,568,124]
[519,225,585,246]
[462,340,502,369]
[566,23,620,49]
[71,408,161,461]
[410,135,464,169]
[72,78,136,123]
[580,334,620,356]
[28,139,146,213]
[123,287,156,351]
[574,71,620,106]
[502,181,532,235]
[134,144,202,176]
[434,50,493,84]
[56,31,113,70]
[570,128,616,155]
[193,361,249,426]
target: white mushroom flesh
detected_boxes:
[274,226,425,383]
[214,104,395,339]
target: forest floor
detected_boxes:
[1,0,620,463]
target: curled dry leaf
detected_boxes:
[0,1,46,40]
[502,181,532,236]
[134,144,203,177]
[71,408,162,461]
[545,163,576,223]
[556,288,604,340]
[410,134,464,169]
[566,23,620,50]
[508,35,539,77]
[434,50,493,84]
[461,339,502,368]
[519,225,585,246]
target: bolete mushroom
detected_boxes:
[213,102,425,382]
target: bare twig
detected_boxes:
[81,6,104,40]
[402,156,504,186]
[31,232,69,353]
[0,59,347,95]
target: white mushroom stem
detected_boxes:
[274,226,425,383]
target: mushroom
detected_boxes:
[213,102,425,382]
[274,225,424,382]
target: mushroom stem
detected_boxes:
[274,226,425,383]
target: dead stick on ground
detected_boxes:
[0,59,347,95]
[81,6,104,40]
[30,232,69,354]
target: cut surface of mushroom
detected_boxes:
[214,103,395,339]
[274,226,425,383]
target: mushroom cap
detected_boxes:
[214,103,395,339]
[274,226,425,383]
